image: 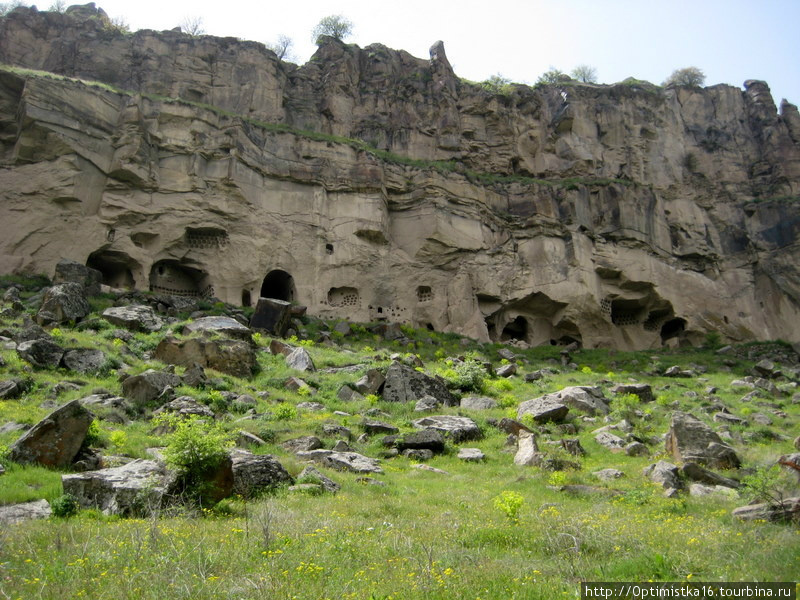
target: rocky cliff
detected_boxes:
[1,4,799,349]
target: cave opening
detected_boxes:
[149,260,213,298]
[260,269,295,302]
[660,317,687,343]
[86,250,139,289]
[501,316,528,342]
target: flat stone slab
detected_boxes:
[517,397,569,423]
[102,305,163,332]
[0,499,52,525]
[295,449,383,474]
[412,415,481,442]
[183,316,252,341]
[457,448,485,462]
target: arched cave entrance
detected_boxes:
[660,318,686,343]
[149,260,213,298]
[86,250,139,289]
[260,269,295,302]
[501,316,528,343]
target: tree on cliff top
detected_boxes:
[312,14,353,44]
[663,66,705,87]
[571,64,598,83]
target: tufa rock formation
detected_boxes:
[1,5,800,349]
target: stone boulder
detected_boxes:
[611,383,654,403]
[0,499,52,525]
[732,497,800,522]
[102,305,164,332]
[550,386,610,415]
[153,396,214,419]
[458,448,485,461]
[681,462,741,489]
[297,466,340,493]
[62,348,106,374]
[286,347,315,372]
[8,399,93,467]
[394,429,446,454]
[0,377,31,399]
[414,395,440,411]
[354,369,385,395]
[52,259,102,296]
[296,449,383,474]
[665,411,741,469]
[16,338,65,368]
[230,451,294,497]
[337,385,365,402]
[361,419,399,435]
[154,336,256,378]
[121,369,182,408]
[281,436,323,453]
[382,362,456,406]
[411,415,481,442]
[594,431,626,451]
[249,297,292,337]
[517,396,569,424]
[61,459,175,516]
[643,460,683,491]
[183,316,252,341]
[460,396,497,410]
[514,431,544,466]
[36,283,91,325]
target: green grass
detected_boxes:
[0,275,798,598]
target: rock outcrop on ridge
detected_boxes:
[1,4,799,349]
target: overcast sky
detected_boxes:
[65,0,799,107]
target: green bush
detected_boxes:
[272,403,298,421]
[493,490,524,524]
[50,493,80,518]
[441,360,486,392]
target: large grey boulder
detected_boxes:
[611,383,654,403]
[52,259,102,296]
[121,369,182,408]
[594,431,626,451]
[62,348,106,374]
[517,396,569,423]
[682,462,741,489]
[382,362,456,406]
[643,460,683,491]
[62,459,175,516]
[460,396,497,410]
[732,497,800,522]
[0,499,52,525]
[0,378,30,399]
[411,415,481,442]
[545,386,610,416]
[9,399,93,467]
[354,369,385,395]
[296,449,383,473]
[286,347,315,372]
[665,411,741,469]
[16,338,65,368]
[297,466,340,493]
[230,451,294,497]
[281,436,323,453]
[361,419,399,435]
[153,396,214,418]
[102,305,164,332]
[154,336,256,378]
[36,283,91,325]
[394,429,446,454]
[183,316,252,341]
[514,431,544,466]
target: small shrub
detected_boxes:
[50,493,80,518]
[493,490,524,524]
[740,465,785,504]
[109,429,128,451]
[273,403,298,421]
[704,330,722,350]
[83,419,104,447]
[441,360,486,392]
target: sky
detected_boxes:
[54,0,800,107]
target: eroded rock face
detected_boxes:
[0,9,799,350]
[382,363,456,406]
[230,451,294,497]
[8,399,93,467]
[665,412,741,469]
[153,336,256,378]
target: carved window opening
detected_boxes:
[185,227,229,250]
[610,298,645,326]
[417,286,434,303]
[87,250,139,289]
[328,287,360,308]
[261,270,295,302]
[241,289,252,307]
[325,243,334,254]
[149,260,214,298]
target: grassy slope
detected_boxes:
[0,280,798,599]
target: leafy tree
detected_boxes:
[571,64,597,83]
[481,73,511,95]
[536,67,570,86]
[312,14,353,44]
[663,66,705,87]
[180,16,205,36]
[267,34,295,61]
[48,0,65,12]
[0,1,26,16]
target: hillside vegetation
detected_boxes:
[0,273,798,600]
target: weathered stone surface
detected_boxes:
[361,419,399,435]
[665,411,741,469]
[412,415,481,442]
[296,449,383,474]
[732,497,800,522]
[460,396,497,410]
[593,468,625,481]
[354,369,386,395]
[182,363,208,387]
[8,399,92,467]
[53,259,101,296]
[281,435,323,453]
[250,298,291,337]
[36,283,91,325]
[517,397,569,423]
[1,9,799,351]
[688,483,738,498]
[16,338,64,368]
[414,395,440,411]
[153,396,214,418]
[514,431,544,466]
[286,347,315,372]
[395,429,446,453]
[61,459,174,516]
[0,499,52,525]
[643,460,683,491]
[121,369,182,408]
[297,465,340,493]
[611,383,654,403]
[337,385,365,402]
[230,450,293,497]
[594,431,626,451]
[154,336,256,378]
[458,448,485,461]
[102,305,163,332]
[495,363,517,378]
[183,316,252,341]
[382,362,456,406]
[62,348,106,374]
[0,378,30,399]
